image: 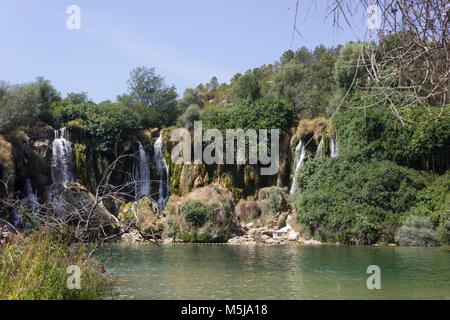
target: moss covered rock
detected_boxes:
[165,186,241,243]
[118,197,164,238]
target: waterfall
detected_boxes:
[135,141,151,200]
[330,137,339,158]
[290,139,306,194]
[12,179,40,227]
[51,128,75,187]
[154,136,170,210]
[315,139,324,157]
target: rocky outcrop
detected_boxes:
[118,197,164,239]
[164,186,242,243]
[50,182,119,240]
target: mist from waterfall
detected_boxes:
[135,141,151,200]
[290,139,306,194]
[330,137,339,158]
[154,136,170,210]
[51,128,75,187]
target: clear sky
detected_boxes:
[0,0,367,102]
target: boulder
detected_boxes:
[165,186,242,243]
[118,197,164,238]
[49,182,119,240]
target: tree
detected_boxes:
[120,66,178,127]
[177,88,205,110]
[0,78,59,132]
[232,72,261,101]
[126,66,177,108]
[280,49,295,65]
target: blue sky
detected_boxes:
[0,0,367,102]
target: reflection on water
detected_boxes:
[100,244,450,300]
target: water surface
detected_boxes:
[102,244,450,300]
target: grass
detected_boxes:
[0,229,115,300]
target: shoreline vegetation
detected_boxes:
[1,33,449,298]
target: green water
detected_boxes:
[102,244,450,300]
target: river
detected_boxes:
[101,244,450,300]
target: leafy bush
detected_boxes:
[408,172,450,225]
[336,98,450,173]
[394,215,439,246]
[292,158,425,244]
[0,78,60,133]
[201,97,293,134]
[436,212,450,245]
[180,200,212,228]
[0,230,114,299]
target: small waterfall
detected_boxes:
[315,139,324,158]
[154,136,170,210]
[23,179,39,208]
[51,128,75,187]
[290,139,306,194]
[12,179,40,227]
[330,137,339,158]
[135,141,151,200]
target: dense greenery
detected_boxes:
[292,159,425,244]
[0,230,113,299]
[1,40,448,247]
[180,200,211,228]
[394,215,439,247]
[0,78,60,132]
[201,98,293,134]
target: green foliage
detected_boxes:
[232,71,261,101]
[394,215,439,246]
[334,42,373,90]
[201,97,293,134]
[0,230,114,299]
[409,172,450,224]
[176,104,201,130]
[292,158,425,244]
[163,216,180,241]
[436,212,450,245]
[118,66,178,127]
[180,200,212,228]
[0,78,60,132]
[336,96,450,172]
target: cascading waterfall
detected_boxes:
[12,179,40,227]
[154,136,170,210]
[330,137,339,158]
[135,141,151,200]
[290,139,306,194]
[51,128,75,187]
[315,139,324,157]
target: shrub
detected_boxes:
[292,158,425,244]
[180,200,212,228]
[0,230,114,299]
[436,212,450,245]
[163,216,180,241]
[201,97,293,134]
[394,215,439,246]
